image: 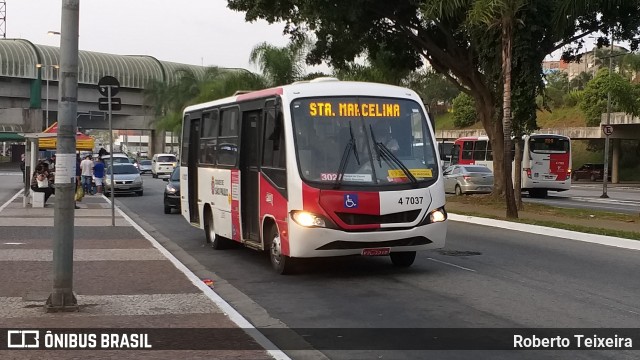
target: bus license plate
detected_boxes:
[362,248,391,256]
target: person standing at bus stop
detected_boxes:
[93,157,105,194]
[80,155,94,195]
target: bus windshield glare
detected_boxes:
[291,97,438,186]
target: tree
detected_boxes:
[452,93,477,127]
[227,0,640,203]
[406,70,460,113]
[249,40,308,86]
[580,68,640,126]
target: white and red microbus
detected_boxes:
[450,134,571,197]
[179,78,447,274]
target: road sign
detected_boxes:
[98,97,121,111]
[98,76,120,97]
[602,125,613,136]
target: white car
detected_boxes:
[151,153,177,178]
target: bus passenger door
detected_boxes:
[239,110,261,241]
[188,118,201,224]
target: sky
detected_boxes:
[6,0,305,72]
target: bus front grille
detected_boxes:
[335,210,421,225]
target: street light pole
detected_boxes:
[601,31,614,199]
[46,0,80,312]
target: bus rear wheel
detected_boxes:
[268,225,297,275]
[204,207,231,249]
[390,251,416,267]
[529,189,548,198]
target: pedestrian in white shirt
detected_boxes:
[80,155,94,194]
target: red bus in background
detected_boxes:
[450,134,571,198]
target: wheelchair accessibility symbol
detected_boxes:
[344,194,358,208]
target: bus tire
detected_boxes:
[455,185,463,196]
[529,189,548,198]
[204,207,231,249]
[390,251,416,267]
[267,225,297,275]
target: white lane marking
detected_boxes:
[427,257,477,272]
[449,213,640,251]
[104,195,291,360]
[570,196,640,206]
[2,242,25,245]
[0,189,23,214]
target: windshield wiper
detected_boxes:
[369,124,418,185]
[334,121,360,189]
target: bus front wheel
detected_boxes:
[390,251,416,267]
[268,225,297,275]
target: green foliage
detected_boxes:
[452,93,477,128]
[249,40,309,86]
[562,90,583,107]
[580,68,640,126]
[569,72,592,90]
[405,70,460,110]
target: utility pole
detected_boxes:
[46,0,79,312]
[601,31,614,199]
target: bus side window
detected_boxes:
[200,110,219,165]
[474,140,487,161]
[451,144,460,165]
[217,108,239,167]
[262,102,287,191]
[262,109,286,169]
[486,142,493,161]
[462,141,474,160]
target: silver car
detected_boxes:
[104,163,144,196]
[443,165,493,195]
[137,159,152,174]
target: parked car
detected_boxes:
[443,165,494,195]
[163,167,181,214]
[104,163,143,196]
[152,153,177,178]
[572,163,610,181]
[138,159,152,174]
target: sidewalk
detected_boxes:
[0,192,278,359]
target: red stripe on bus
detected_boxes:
[259,174,289,256]
[236,87,283,101]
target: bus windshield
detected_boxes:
[529,136,570,154]
[291,96,438,187]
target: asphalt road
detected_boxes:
[525,184,640,214]
[112,176,640,360]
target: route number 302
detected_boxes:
[398,196,423,205]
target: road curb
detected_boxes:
[104,195,292,360]
[448,213,640,251]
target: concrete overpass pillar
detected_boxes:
[149,129,165,157]
[611,139,620,184]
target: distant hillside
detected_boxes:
[435,106,587,130]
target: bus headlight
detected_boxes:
[428,207,447,223]
[291,211,326,228]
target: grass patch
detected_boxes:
[447,194,638,222]
[434,112,455,130]
[537,106,587,128]
[452,209,640,240]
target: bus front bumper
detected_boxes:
[286,220,447,258]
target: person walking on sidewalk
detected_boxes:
[93,157,105,194]
[80,155,94,195]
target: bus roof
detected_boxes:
[183,79,423,113]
